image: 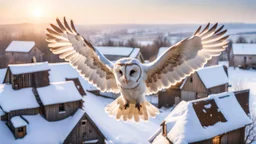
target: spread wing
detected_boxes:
[143,23,229,95]
[46,17,119,93]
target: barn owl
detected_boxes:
[46,17,229,122]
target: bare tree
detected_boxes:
[236,36,248,43]
[245,114,256,144]
[125,38,139,48]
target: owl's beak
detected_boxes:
[124,77,128,85]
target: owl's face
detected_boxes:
[114,58,143,89]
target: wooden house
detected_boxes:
[64,113,105,144]
[158,65,229,108]
[229,43,256,67]
[150,91,251,144]
[5,41,44,67]
[3,62,50,90]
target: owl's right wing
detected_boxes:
[46,17,119,93]
[143,23,229,95]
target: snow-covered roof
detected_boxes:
[157,47,169,58]
[5,41,35,53]
[0,84,40,112]
[232,43,256,55]
[83,92,172,144]
[11,116,28,128]
[48,63,96,91]
[96,46,140,58]
[0,68,7,83]
[9,62,50,75]
[138,41,153,46]
[153,92,252,144]
[0,109,85,143]
[197,65,228,89]
[37,81,82,106]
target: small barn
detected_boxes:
[158,65,229,108]
[5,41,44,66]
[230,43,256,67]
[10,116,28,139]
[150,91,251,144]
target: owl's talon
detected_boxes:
[135,103,142,111]
[124,103,130,109]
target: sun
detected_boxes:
[33,7,43,18]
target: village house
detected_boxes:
[4,41,44,67]
[150,91,251,144]
[158,65,229,108]
[0,62,105,143]
[229,43,256,67]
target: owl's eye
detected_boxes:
[130,70,136,76]
[119,70,123,75]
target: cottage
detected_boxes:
[150,91,251,144]
[4,41,44,66]
[158,65,229,108]
[230,43,256,67]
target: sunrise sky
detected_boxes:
[0,0,255,24]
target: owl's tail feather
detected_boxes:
[105,97,159,122]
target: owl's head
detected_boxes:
[114,58,143,89]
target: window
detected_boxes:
[59,103,65,112]
[190,77,193,83]
[244,57,247,63]
[81,119,87,126]
[18,127,24,132]
[212,136,220,144]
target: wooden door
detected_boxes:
[181,91,196,101]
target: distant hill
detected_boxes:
[1,23,256,35]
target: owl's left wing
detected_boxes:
[46,17,119,93]
[143,23,229,95]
